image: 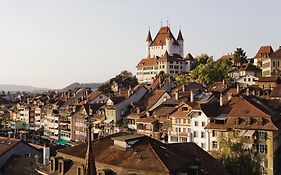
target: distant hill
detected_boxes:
[0,84,48,92]
[61,82,103,92]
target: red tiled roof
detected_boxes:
[150,26,179,46]
[271,47,281,58]
[218,54,234,62]
[258,76,279,82]
[254,45,274,58]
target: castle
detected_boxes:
[136,26,194,83]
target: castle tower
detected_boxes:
[166,27,173,55]
[146,30,152,58]
[177,30,184,57]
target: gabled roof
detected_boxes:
[238,63,261,72]
[184,53,194,60]
[271,46,281,58]
[150,26,179,46]
[254,45,274,58]
[270,84,281,98]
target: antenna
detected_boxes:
[166,16,169,27]
[160,18,163,27]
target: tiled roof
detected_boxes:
[258,76,279,82]
[136,52,184,68]
[135,90,168,112]
[238,63,261,72]
[271,46,281,58]
[0,137,20,156]
[146,30,152,42]
[218,54,234,62]
[254,45,274,58]
[150,26,179,46]
[184,53,194,60]
[58,133,228,174]
[270,84,281,97]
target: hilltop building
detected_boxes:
[136,26,195,84]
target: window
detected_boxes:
[50,159,54,171]
[59,162,63,174]
[188,128,191,132]
[248,78,251,81]
[258,144,267,154]
[77,166,83,175]
[182,119,186,124]
[170,65,173,69]
[258,131,267,140]
[201,143,206,149]
[193,131,197,138]
[212,141,218,149]
[234,117,239,125]
[187,119,191,124]
[202,122,206,127]
[198,112,202,116]
[183,128,186,133]
[182,137,188,142]
[175,119,180,124]
[201,132,205,138]
[181,107,188,111]
[212,130,217,137]
[194,121,198,126]
[244,78,247,82]
[246,118,251,125]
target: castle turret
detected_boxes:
[177,30,184,57]
[146,30,152,58]
[166,28,173,55]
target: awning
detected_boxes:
[55,139,70,145]
[244,130,255,137]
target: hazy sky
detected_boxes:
[0,0,280,89]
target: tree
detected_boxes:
[210,131,262,175]
[195,53,213,65]
[234,48,247,66]
[175,60,230,87]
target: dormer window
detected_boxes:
[246,117,251,125]
[182,107,188,111]
[234,117,240,125]
[258,118,264,125]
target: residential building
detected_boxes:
[205,96,281,175]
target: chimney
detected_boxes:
[220,93,223,107]
[246,88,250,96]
[223,79,225,85]
[128,87,132,97]
[236,84,240,93]
[182,85,185,92]
[43,146,50,165]
[190,90,194,103]
[175,90,179,101]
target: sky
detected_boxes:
[0,0,280,89]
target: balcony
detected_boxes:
[169,131,189,136]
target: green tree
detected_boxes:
[176,60,230,87]
[234,48,247,66]
[210,131,262,175]
[195,53,213,65]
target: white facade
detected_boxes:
[236,74,259,86]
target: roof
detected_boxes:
[270,84,281,98]
[271,46,281,58]
[238,63,261,72]
[254,45,274,58]
[0,137,21,156]
[176,30,184,41]
[205,97,278,131]
[57,133,228,174]
[218,54,234,62]
[136,52,184,68]
[258,76,279,82]
[150,26,179,47]
[146,30,152,42]
[135,90,168,112]
[185,53,194,60]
